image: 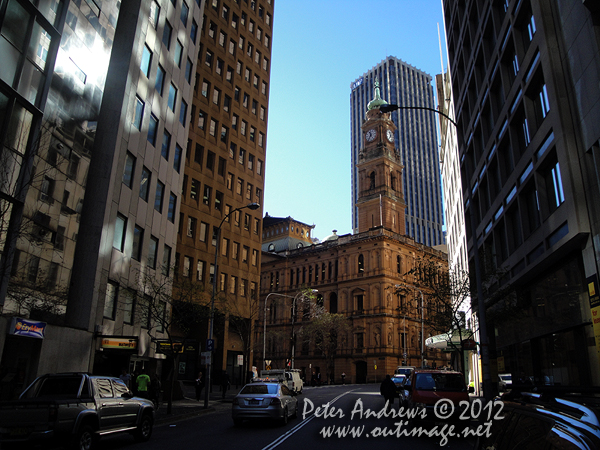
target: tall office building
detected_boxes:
[443,0,600,385]
[350,57,444,247]
[0,0,202,396]
[176,0,273,383]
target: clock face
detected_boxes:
[365,129,377,142]
[387,129,394,143]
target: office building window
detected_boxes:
[155,181,165,212]
[148,236,158,269]
[155,64,165,95]
[162,244,172,276]
[123,152,135,188]
[168,192,177,222]
[123,289,136,324]
[113,214,127,251]
[141,44,152,77]
[140,166,151,201]
[103,281,118,319]
[168,83,177,111]
[132,225,143,261]
[162,20,172,49]
[133,96,144,130]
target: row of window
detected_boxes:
[112,212,173,276]
[190,141,263,178]
[103,280,167,331]
[178,252,257,295]
[265,254,407,290]
[211,0,272,33]
[183,172,261,207]
[122,151,179,223]
[196,107,265,147]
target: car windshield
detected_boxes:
[240,384,278,395]
[415,373,466,392]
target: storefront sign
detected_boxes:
[101,337,137,350]
[9,317,46,339]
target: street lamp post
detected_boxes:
[204,202,259,409]
[382,102,492,397]
[262,292,294,371]
[396,284,425,368]
[290,289,317,369]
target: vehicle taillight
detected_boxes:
[270,398,280,406]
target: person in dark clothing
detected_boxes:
[221,370,230,399]
[195,371,204,401]
[380,374,397,410]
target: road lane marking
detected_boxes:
[261,389,359,450]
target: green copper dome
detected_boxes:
[367,80,388,110]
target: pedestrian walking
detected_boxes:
[119,368,131,389]
[136,370,151,399]
[151,374,161,408]
[380,374,396,410]
[341,372,346,385]
[195,371,205,401]
[221,370,230,399]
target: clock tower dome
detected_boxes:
[356,81,406,234]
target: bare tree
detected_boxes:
[135,270,211,414]
[298,312,351,383]
[296,289,351,383]
[399,256,515,374]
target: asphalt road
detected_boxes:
[94,384,480,450]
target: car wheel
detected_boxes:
[280,407,288,425]
[134,413,153,442]
[233,418,243,427]
[71,425,95,450]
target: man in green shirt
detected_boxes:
[136,371,151,399]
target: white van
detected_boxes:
[260,369,303,394]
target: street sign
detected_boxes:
[206,339,215,351]
[201,351,211,365]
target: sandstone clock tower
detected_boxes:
[356,81,406,234]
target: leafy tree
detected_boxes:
[296,290,351,382]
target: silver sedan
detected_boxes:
[232,381,298,426]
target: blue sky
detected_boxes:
[263,0,447,241]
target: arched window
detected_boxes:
[397,255,402,273]
[369,171,375,189]
[329,293,338,313]
[358,254,364,273]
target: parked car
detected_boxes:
[259,369,304,394]
[406,369,473,421]
[232,381,298,426]
[0,372,155,450]
[498,373,512,392]
[395,366,416,378]
[475,387,600,449]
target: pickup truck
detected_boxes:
[0,372,155,450]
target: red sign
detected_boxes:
[462,339,477,350]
